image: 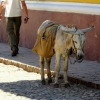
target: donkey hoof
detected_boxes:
[48,79,52,84]
[64,83,70,88]
[41,80,46,85]
[54,83,59,88]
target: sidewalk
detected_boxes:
[0,43,100,89]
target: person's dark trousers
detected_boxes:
[6,17,21,56]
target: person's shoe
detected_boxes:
[11,47,17,57]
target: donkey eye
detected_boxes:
[74,41,77,43]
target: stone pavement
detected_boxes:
[0,63,100,100]
[0,43,100,89]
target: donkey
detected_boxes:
[33,20,94,88]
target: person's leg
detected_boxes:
[6,17,18,56]
[14,16,21,53]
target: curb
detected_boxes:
[0,57,100,89]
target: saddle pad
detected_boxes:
[32,33,54,58]
[32,23,59,58]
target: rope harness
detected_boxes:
[69,34,84,64]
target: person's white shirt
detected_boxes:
[2,0,25,17]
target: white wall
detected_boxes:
[26,1,100,15]
[0,0,100,15]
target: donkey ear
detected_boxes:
[80,26,94,33]
[63,30,76,34]
[63,31,73,38]
[59,25,77,33]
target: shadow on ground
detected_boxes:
[0,78,71,99]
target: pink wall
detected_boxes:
[0,10,100,61]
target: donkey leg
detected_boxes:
[63,57,70,88]
[40,56,45,85]
[54,52,61,88]
[45,57,52,84]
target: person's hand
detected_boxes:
[24,17,29,24]
[0,3,5,21]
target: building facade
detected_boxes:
[0,0,100,61]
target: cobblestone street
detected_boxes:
[0,63,100,100]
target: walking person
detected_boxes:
[0,0,29,56]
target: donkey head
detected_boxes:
[63,26,94,62]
